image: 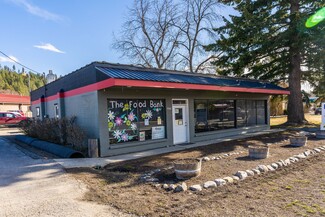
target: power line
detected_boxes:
[0,50,41,74]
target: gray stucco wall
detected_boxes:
[98,87,270,156]
[64,92,100,140]
[31,87,271,157]
[31,91,100,150]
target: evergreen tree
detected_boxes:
[0,66,45,95]
[206,1,325,124]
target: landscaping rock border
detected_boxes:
[157,145,325,193]
[139,150,245,183]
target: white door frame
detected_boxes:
[172,99,189,145]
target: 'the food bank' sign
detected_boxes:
[109,100,164,109]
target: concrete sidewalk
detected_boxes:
[54,128,285,169]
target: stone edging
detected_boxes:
[139,150,246,183]
[153,146,325,193]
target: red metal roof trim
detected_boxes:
[0,94,30,104]
[113,79,290,95]
[31,78,289,105]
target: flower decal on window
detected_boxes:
[128,111,136,121]
[131,123,137,131]
[115,117,123,126]
[125,120,131,126]
[141,110,153,120]
[108,122,114,129]
[113,130,122,139]
[108,111,115,121]
[146,110,153,119]
[121,133,129,142]
[123,103,130,111]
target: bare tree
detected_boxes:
[113,0,221,72]
[113,0,182,69]
[176,0,221,72]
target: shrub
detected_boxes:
[19,116,86,154]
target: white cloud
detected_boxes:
[0,55,18,63]
[34,43,65,54]
[9,0,63,21]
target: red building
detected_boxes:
[0,94,30,116]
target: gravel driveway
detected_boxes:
[0,129,132,217]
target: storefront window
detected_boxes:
[194,100,208,132]
[257,100,267,124]
[108,99,166,144]
[195,99,266,133]
[236,100,247,127]
[247,100,257,126]
[195,100,235,133]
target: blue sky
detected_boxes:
[0,0,232,76]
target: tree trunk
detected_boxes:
[287,0,305,124]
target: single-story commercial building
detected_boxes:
[30,62,289,157]
[0,93,30,116]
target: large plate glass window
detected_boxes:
[247,100,257,126]
[236,100,247,127]
[195,99,267,133]
[194,99,235,133]
[256,100,267,124]
[108,99,166,144]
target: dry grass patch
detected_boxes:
[68,131,325,216]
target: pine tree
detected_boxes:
[0,66,45,95]
[206,0,325,124]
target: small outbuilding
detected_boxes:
[30,62,289,157]
[0,93,30,116]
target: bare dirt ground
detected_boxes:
[68,130,325,217]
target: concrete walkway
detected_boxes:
[0,136,132,217]
[54,128,285,169]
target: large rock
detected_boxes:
[245,170,255,177]
[257,165,268,173]
[203,181,217,189]
[252,169,261,175]
[284,159,291,166]
[174,182,187,192]
[234,171,248,180]
[232,176,240,181]
[189,185,202,192]
[203,157,211,161]
[168,184,176,191]
[304,150,312,157]
[223,177,234,183]
[288,157,297,163]
[266,165,275,171]
[276,161,284,167]
[294,154,306,159]
[162,184,169,190]
[271,163,279,170]
[314,148,321,153]
[214,179,226,186]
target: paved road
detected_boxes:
[0,129,131,217]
